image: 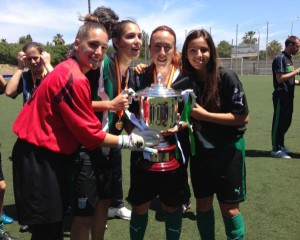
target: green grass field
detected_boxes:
[1,75,300,239]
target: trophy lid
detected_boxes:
[136,73,181,97]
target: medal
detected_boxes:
[115,119,124,130]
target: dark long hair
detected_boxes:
[111,19,139,50]
[181,29,220,110]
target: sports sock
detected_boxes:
[223,212,245,240]
[165,210,182,240]
[0,218,4,237]
[130,211,148,240]
[196,208,215,240]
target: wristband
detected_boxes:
[118,135,129,149]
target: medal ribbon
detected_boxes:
[114,55,129,121]
[31,68,47,90]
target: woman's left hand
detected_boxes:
[191,103,209,121]
[160,122,188,136]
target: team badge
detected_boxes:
[77,196,88,209]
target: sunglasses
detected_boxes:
[26,56,39,61]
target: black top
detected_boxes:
[172,68,249,147]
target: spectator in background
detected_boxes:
[5,42,53,104]
[0,76,18,240]
[271,35,300,158]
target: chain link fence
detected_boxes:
[219,58,300,75]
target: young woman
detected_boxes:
[128,25,184,240]
[173,29,249,240]
[71,19,143,240]
[11,15,144,240]
[5,42,53,104]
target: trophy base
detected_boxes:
[146,144,179,172]
[147,158,179,172]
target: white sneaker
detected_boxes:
[108,206,131,220]
[280,146,293,154]
[271,150,291,159]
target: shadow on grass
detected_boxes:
[149,197,196,222]
[246,149,300,159]
[246,149,271,158]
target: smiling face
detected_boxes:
[75,28,108,73]
[150,30,175,68]
[186,36,210,72]
[113,22,142,60]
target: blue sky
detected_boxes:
[0,0,300,51]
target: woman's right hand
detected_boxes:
[134,63,148,74]
[17,51,26,70]
[111,92,130,112]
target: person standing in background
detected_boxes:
[271,35,300,158]
[5,42,53,104]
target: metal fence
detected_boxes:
[219,58,300,75]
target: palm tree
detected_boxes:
[267,40,282,59]
[242,31,257,44]
[52,34,65,46]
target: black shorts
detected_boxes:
[12,139,75,225]
[72,147,115,216]
[0,152,4,181]
[128,152,184,207]
[190,137,246,204]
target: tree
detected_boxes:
[1,39,7,43]
[138,30,149,62]
[267,40,282,59]
[52,34,65,46]
[242,31,257,44]
[259,50,266,60]
[18,34,33,44]
[217,40,232,58]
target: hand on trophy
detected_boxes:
[118,133,145,151]
[132,128,161,147]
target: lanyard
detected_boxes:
[30,68,46,90]
[114,55,129,129]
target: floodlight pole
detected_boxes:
[88,0,91,13]
[291,16,300,35]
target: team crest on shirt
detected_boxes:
[77,196,88,209]
[232,89,245,107]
